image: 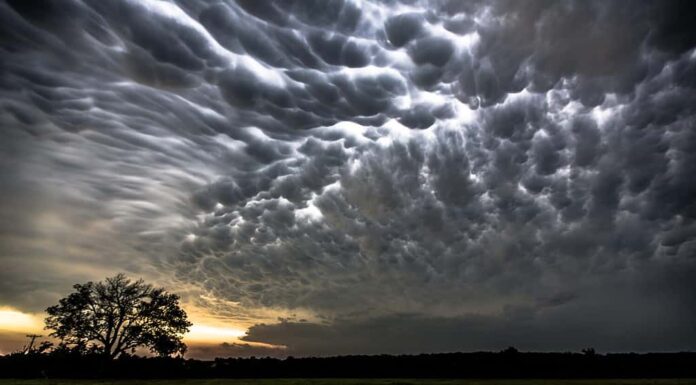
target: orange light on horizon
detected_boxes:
[0,307,43,333]
[185,324,247,343]
[0,306,250,345]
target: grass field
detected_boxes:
[1,379,696,385]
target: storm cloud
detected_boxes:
[1,0,695,356]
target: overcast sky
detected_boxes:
[1,0,696,358]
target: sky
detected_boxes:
[1,0,695,359]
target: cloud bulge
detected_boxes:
[1,0,695,357]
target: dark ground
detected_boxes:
[1,380,696,385]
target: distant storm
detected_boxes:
[1,0,695,358]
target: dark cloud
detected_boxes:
[186,342,286,360]
[385,13,424,48]
[241,262,696,356]
[1,0,696,357]
[408,37,454,67]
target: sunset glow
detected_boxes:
[186,324,246,343]
[0,307,42,333]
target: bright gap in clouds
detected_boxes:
[0,307,43,333]
[0,305,247,349]
[186,324,246,343]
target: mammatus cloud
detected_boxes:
[1,0,695,357]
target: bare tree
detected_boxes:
[45,274,191,359]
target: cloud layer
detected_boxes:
[1,0,695,356]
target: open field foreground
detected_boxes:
[1,380,696,385]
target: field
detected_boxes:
[1,379,696,385]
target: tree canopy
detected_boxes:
[45,274,191,359]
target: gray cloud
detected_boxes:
[1,0,695,356]
[186,342,286,360]
[238,262,696,356]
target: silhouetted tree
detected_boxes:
[45,274,191,359]
[502,346,519,355]
[582,347,596,356]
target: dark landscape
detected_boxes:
[2,380,696,385]
[3,350,696,379]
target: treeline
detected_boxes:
[2,349,696,378]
